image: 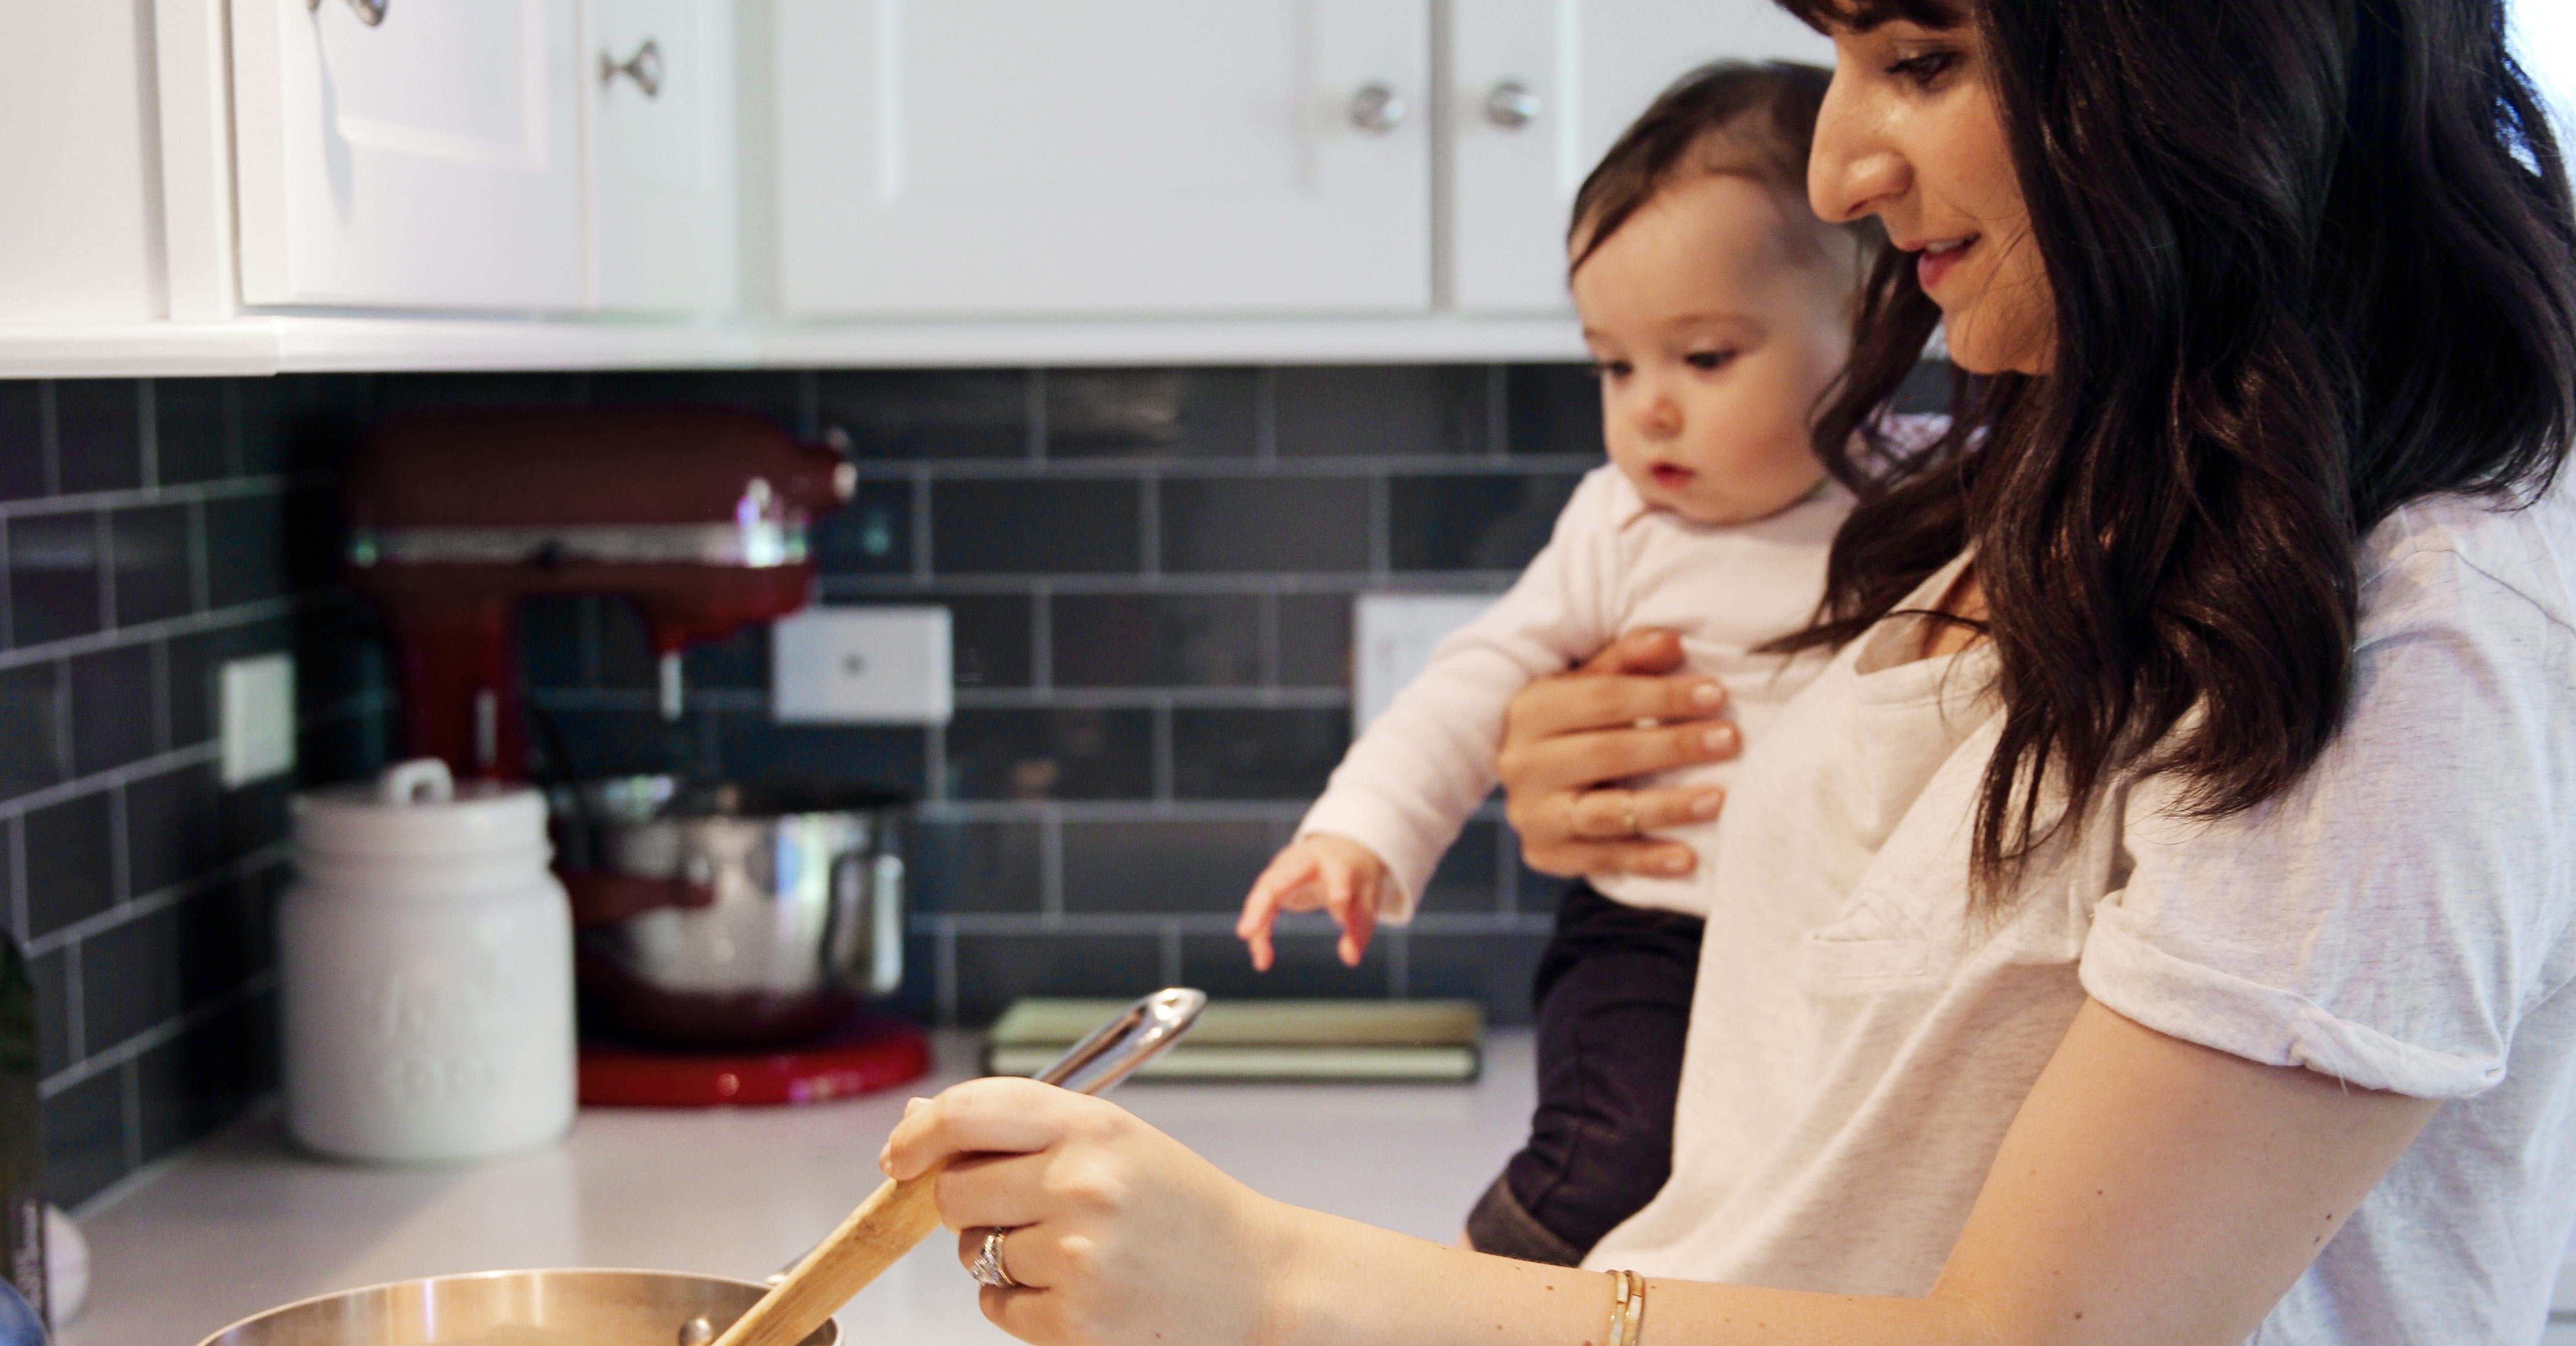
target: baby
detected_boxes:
[1235,62,1879,1266]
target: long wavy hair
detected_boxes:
[1769,0,2576,907]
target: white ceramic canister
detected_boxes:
[281,759,575,1163]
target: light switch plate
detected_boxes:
[1353,593,1496,733]
[772,606,954,725]
[219,654,296,787]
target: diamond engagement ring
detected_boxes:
[969,1227,1020,1289]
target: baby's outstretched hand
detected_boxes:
[1234,834,1388,971]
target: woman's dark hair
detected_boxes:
[1570,60,1860,271]
[1769,0,2576,907]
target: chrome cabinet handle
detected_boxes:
[1485,80,1541,129]
[601,38,664,97]
[308,0,390,25]
[1349,83,1408,135]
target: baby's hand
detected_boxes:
[1234,834,1388,971]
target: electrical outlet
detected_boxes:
[772,606,954,725]
[1353,593,1496,733]
[219,654,296,787]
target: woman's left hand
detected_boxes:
[882,1076,1292,1346]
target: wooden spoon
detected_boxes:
[709,988,1209,1346]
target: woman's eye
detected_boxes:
[1685,351,1737,372]
[1887,50,1959,87]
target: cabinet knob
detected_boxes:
[602,38,665,98]
[1349,84,1409,136]
[307,0,390,26]
[1485,81,1542,130]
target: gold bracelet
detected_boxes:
[1604,1269,1649,1346]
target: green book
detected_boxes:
[985,999,1484,1083]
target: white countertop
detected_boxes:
[60,1031,1535,1346]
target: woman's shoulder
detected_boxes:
[2359,484,2576,642]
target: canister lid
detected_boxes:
[294,759,550,859]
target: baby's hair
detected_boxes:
[1571,61,1859,275]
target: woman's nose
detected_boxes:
[1808,76,1909,225]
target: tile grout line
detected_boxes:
[0,472,317,521]
[0,740,224,830]
[1039,807,1064,920]
[138,379,161,491]
[37,382,58,497]
[0,593,307,674]
[150,639,173,756]
[39,971,278,1101]
[27,844,294,958]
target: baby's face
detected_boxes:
[1572,173,1854,527]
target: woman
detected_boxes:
[885,1,2576,1342]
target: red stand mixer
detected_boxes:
[347,406,930,1106]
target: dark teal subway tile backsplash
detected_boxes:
[13,360,1616,1207]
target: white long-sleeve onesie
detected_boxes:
[1297,463,1851,919]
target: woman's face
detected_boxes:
[1808,15,2056,375]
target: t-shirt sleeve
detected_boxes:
[2080,546,2576,1099]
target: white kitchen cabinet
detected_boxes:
[1449,0,1831,314]
[587,0,739,312]
[770,0,1434,318]
[231,0,585,312]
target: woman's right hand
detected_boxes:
[1498,628,1741,879]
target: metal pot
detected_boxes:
[193,1268,836,1346]
[553,777,909,1049]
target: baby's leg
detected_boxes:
[1464,882,1702,1266]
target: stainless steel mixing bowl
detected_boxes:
[193,1268,837,1346]
[553,777,909,1048]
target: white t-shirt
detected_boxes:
[1589,486,2576,1346]
[1298,462,1850,919]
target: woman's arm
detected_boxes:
[885,1000,2434,1346]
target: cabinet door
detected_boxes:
[773,0,1432,317]
[233,0,583,310]
[587,0,738,312]
[1450,0,1830,314]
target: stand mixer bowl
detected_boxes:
[554,777,909,1049]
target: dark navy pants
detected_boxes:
[1465,881,1703,1266]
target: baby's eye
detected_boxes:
[1685,351,1738,372]
[1592,360,1633,380]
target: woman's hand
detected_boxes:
[1498,628,1742,879]
[883,1077,1293,1346]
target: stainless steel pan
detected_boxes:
[195,990,1208,1346]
